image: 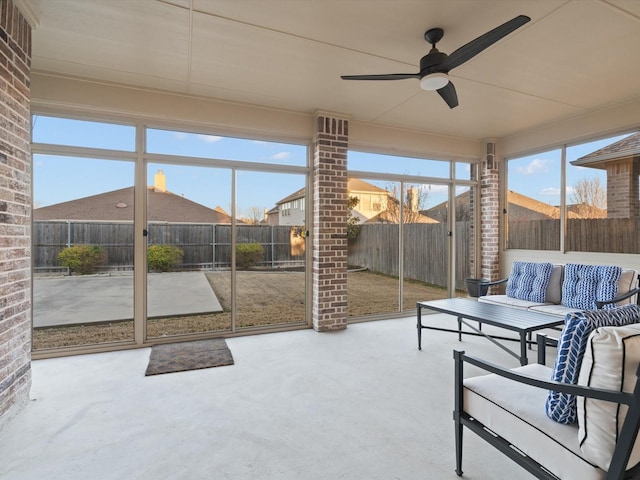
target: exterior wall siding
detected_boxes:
[0,0,32,421]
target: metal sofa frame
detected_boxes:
[453,335,640,480]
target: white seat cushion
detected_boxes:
[529,303,578,318]
[464,363,605,480]
[577,323,640,470]
[478,294,550,310]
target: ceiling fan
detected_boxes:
[340,15,530,109]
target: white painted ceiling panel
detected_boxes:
[29,0,640,141]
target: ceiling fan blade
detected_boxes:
[437,82,458,109]
[440,15,530,72]
[341,73,421,81]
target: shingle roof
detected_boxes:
[33,187,234,223]
[273,178,388,206]
[572,132,640,168]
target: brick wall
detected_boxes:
[480,141,500,286]
[0,0,32,420]
[606,157,640,219]
[312,113,348,331]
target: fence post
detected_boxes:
[212,224,216,271]
[271,224,275,269]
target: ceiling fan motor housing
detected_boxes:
[420,50,448,75]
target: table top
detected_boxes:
[418,297,564,333]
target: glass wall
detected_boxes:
[32,116,309,354]
[235,171,307,329]
[145,163,234,339]
[506,149,562,250]
[507,130,640,253]
[32,152,136,350]
[347,151,475,318]
[565,132,639,253]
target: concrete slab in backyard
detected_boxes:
[33,272,223,327]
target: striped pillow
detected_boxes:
[545,304,640,424]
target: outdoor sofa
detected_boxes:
[476,262,640,318]
[454,306,640,479]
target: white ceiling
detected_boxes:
[27,0,640,141]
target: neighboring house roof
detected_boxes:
[273,178,388,207]
[347,178,388,195]
[426,190,599,221]
[33,187,235,223]
[275,187,305,205]
[572,132,640,169]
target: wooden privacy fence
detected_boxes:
[33,221,472,290]
[33,221,307,272]
[348,221,472,291]
[507,218,640,253]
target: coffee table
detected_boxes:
[417,297,564,365]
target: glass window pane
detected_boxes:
[32,115,135,151]
[348,178,400,316]
[145,164,233,339]
[32,155,135,350]
[403,182,449,310]
[566,132,640,253]
[235,171,307,329]
[507,149,561,250]
[455,185,476,294]
[146,128,307,166]
[349,151,450,177]
[455,162,473,180]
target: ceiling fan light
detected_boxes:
[420,73,449,91]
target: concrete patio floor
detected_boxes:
[33,272,223,327]
[0,316,543,479]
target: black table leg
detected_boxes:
[519,333,528,366]
[417,303,423,350]
[458,316,462,341]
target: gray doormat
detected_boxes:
[145,338,234,376]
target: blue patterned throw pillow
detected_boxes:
[545,304,640,424]
[506,261,553,302]
[562,264,622,310]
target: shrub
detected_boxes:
[58,244,107,275]
[236,242,264,270]
[147,245,184,272]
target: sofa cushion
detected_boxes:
[617,269,639,304]
[546,264,565,305]
[506,261,554,302]
[464,363,605,480]
[562,264,622,310]
[577,323,640,471]
[478,294,549,310]
[529,303,579,318]
[546,304,640,424]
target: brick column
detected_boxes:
[480,141,500,286]
[0,0,32,420]
[312,112,348,331]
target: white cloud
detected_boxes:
[539,187,560,196]
[173,132,187,140]
[197,134,223,143]
[566,186,575,196]
[272,151,291,160]
[516,158,549,175]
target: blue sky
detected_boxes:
[32,115,631,215]
[507,134,632,207]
